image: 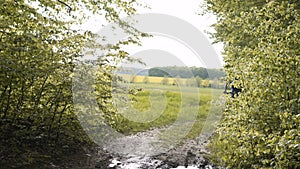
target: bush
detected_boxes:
[205,1,300,168]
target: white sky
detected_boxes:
[81,0,224,68]
[138,0,214,32]
[133,0,224,68]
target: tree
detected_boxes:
[195,76,202,87]
[0,0,144,168]
[201,80,210,88]
[148,66,225,79]
[204,0,300,168]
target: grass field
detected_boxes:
[121,74,179,84]
[119,74,225,88]
[110,82,224,139]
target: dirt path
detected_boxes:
[92,124,217,169]
[56,96,225,169]
[51,125,219,169]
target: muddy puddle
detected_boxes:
[94,126,218,169]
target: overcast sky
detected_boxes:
[81,0,224,68]
[129,0,223,68]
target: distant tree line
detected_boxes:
[148,66,225,79]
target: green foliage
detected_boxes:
[0,0,144,168]
[204,0,300,168]
[148,67,172,77]
[148,66,225,79]
[195,76,202,87]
